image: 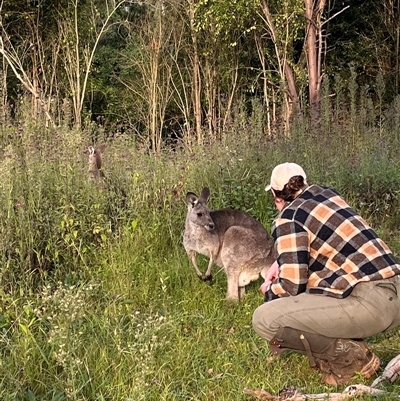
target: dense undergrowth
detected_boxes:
[1,81,400,400]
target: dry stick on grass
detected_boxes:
[243,384,388,400]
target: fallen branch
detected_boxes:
[243,384,390,400]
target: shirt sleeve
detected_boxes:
[264,218,310,302]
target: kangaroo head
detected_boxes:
[186,187,215,231]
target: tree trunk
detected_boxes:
[305,0,320,118]
[188,2,203,145]
[204,57,217,141]
[260,0,300,122]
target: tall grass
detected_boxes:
[1,76,400,400]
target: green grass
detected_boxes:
[2,97,400,399]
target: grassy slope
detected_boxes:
[1,114,400,399]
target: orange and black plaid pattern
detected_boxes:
[265,185,400,302]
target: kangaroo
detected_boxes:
[85,144,106,181]
[183,187,276,300]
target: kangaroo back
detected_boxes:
[183,187,275,300]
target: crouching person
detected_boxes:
[253,162,400,385]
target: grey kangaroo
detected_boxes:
[183,187,275,300]
[85,144,106,181]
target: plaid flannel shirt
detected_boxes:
[265,185,400,302]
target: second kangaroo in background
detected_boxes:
[183,187,275,300]
[86,144,106,181]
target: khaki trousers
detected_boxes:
[252,275,400,341]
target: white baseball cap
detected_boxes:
[265,162,307,191]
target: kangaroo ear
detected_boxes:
[186,192,198,207]
[96,144,106,154]
[200,187,210,202]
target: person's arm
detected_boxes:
[264,219,310,302]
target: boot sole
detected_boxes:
[321,352,381,385]
[360,352,381,378]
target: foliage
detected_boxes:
[193,0,259,39]
[326,0,400,101]
[2,73,400,399]
[2,0,400,144]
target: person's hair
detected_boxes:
[273,175,307,202]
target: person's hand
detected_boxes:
[259,260,279,294]
[259,280,270,294]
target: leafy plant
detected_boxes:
[2,73,400,400]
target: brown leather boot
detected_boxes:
[314,340,381,385]
[269,327,381,385]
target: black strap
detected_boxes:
[299,333,316,368]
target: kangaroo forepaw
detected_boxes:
[199,274,212,282]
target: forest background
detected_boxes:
[1,0,400,400]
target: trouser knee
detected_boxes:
[252,303,277,341]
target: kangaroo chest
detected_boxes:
[183,224,221,255]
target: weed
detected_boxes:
[1,77,400,399]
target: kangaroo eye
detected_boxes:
[197,213,203,217]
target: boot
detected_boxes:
[269,327,381,385]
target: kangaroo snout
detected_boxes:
[204,221,215,231]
